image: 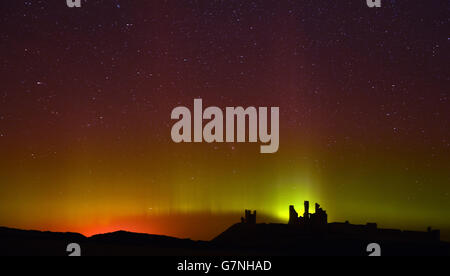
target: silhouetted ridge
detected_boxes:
[89,230,200,247]
[0,226,86,241]
[0,200,448,256]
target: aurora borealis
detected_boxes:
[0,1,449,241]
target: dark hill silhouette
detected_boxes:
[1,202,448,256]
[212,223,450,256]
[0,227,207,256]
[0,224,448,256]
[89,230,204,248]
[0,226,86,241]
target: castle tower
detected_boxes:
[242,209,257,224]
[289,205,299,224]
[304,201,310,220]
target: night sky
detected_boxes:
[0,0,449,240]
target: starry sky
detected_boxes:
[0,0,449,241]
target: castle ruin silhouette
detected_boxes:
[241,210,257,224]
[240,201,441,242]
[289,201,328,226]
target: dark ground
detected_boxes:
[0,224,449,256]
